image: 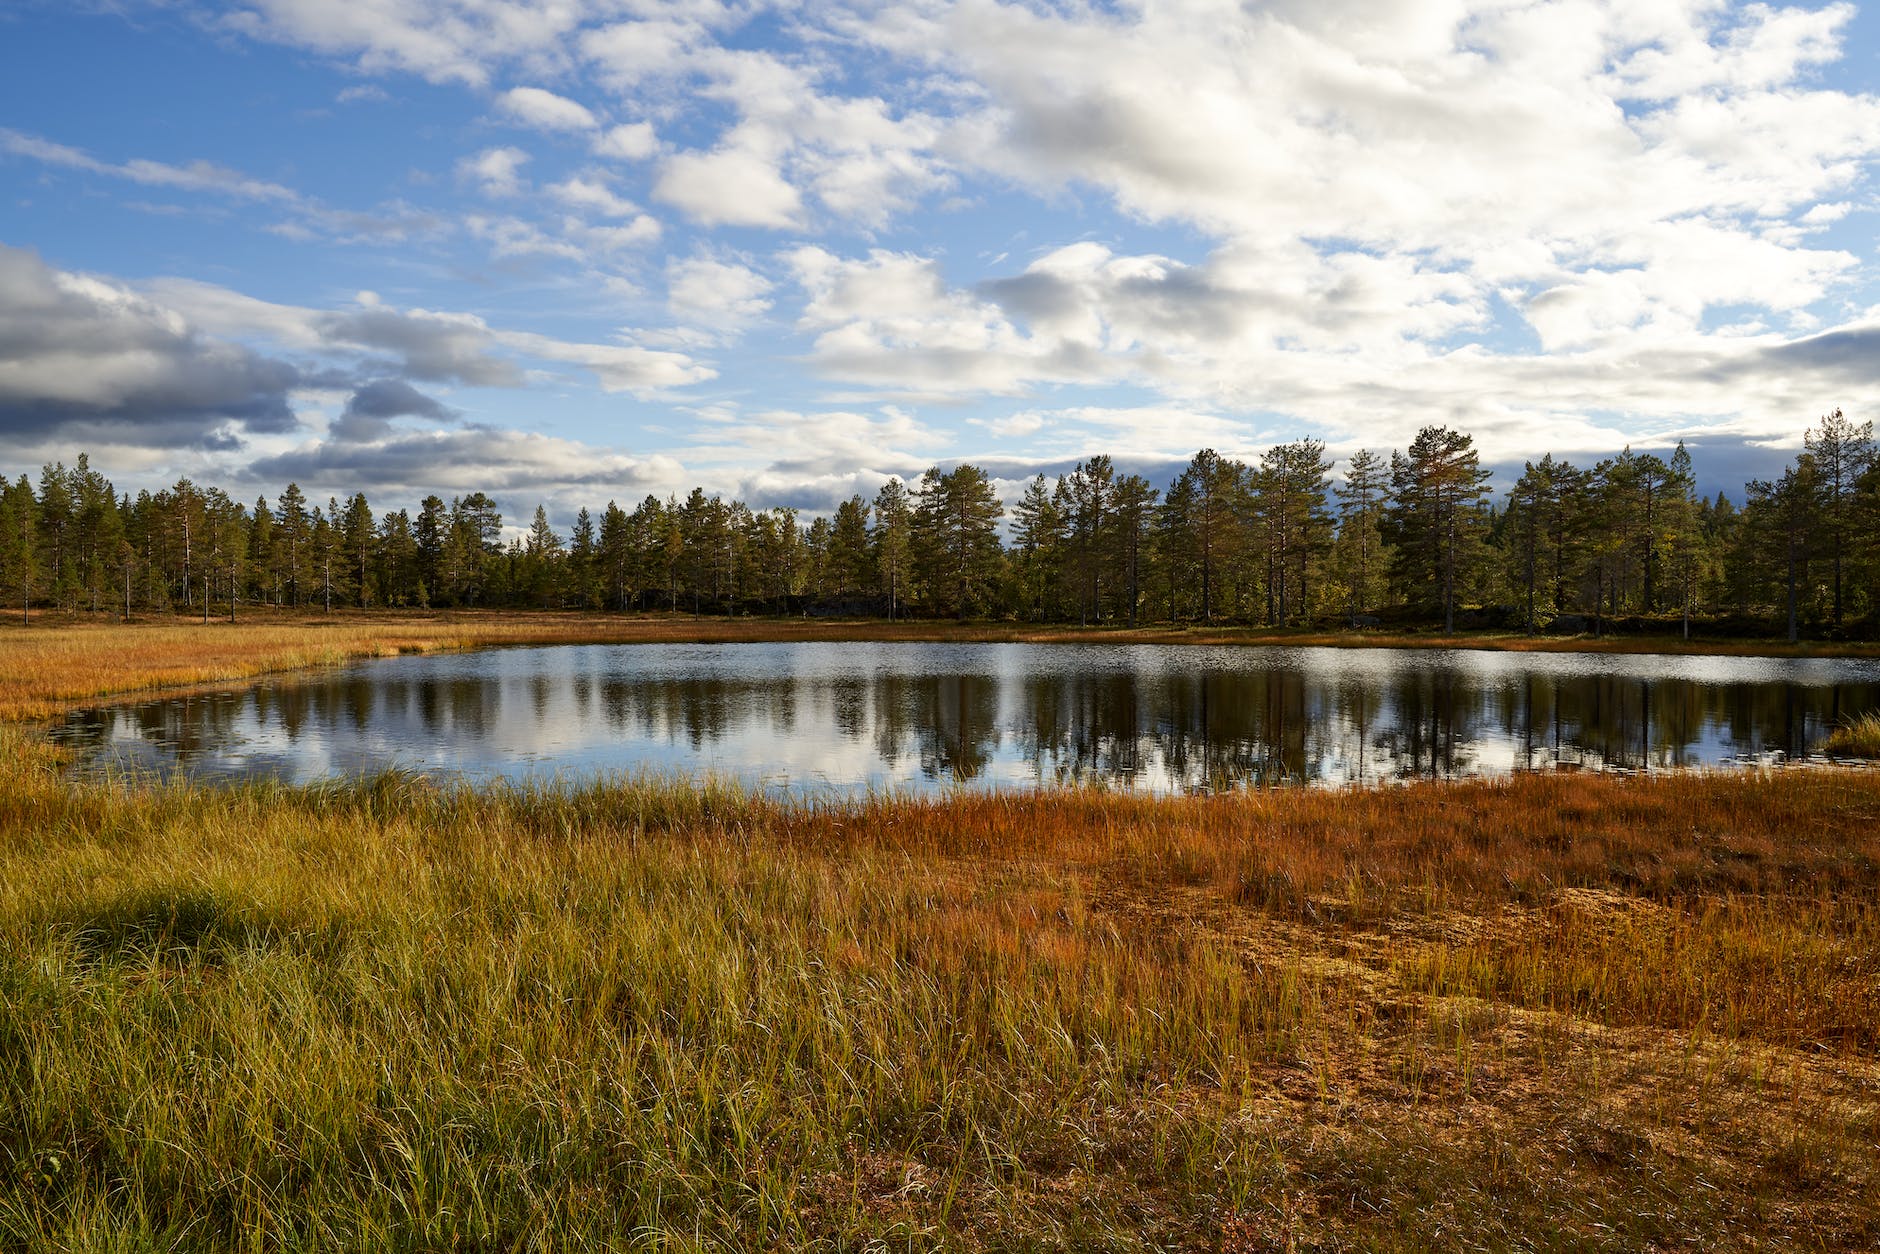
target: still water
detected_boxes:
[53,642,1880,792]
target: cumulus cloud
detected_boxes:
[220,0,601,87]
[332,378,457,442]
[547,173,638,217]
[655,139,804,229]
[457,145,531,197]
[787,245,1102,395]
[495,85,599,132]
[0,244,302,449]
[870,0,1880,348]
[147,277,716,397]
[249,427,685,499]
[680,405,948,509]
[592,121,658,160]
[784,238,1880,462]
[667,254,774,328]
[21,0,1880,502]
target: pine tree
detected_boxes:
[1063,455,1115,625]
[0,475,37,624]
[37,463,73,609]
[569,507,599,609]
[524,504,565,608]
[1385,426,1491,634]
[1110,474,1158,626]
[1805,409,1874,624]
[415,495,447,603]
[597,501,633,610]
[1255,439,1332,626]
[1333,448,1390,619]
[1503,454,1583,631]
[1664,443,1701,637]
[912,464,1004,618]
[276,482,309,607]
[378,510,419,607]
[827,496,874,599]
[342,493,376,608]
[1009,473,1064,622]
[1159,449,1244,624]
[872,478,913,622]
[248,497,275,606]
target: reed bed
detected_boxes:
[5,612,1875,723]
[2,729,1877,1251]
[1826,710,1880,758]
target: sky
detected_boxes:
[4,0,1880,526]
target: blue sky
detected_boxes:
[4,0,1880,522]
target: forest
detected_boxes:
[1,412,1875,640]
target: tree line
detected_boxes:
[2,413,1876,639]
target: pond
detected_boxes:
[52,641,1880,792]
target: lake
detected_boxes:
[52,641,1880,792]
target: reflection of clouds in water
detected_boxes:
[52,643,1880,794]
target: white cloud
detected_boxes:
[1,127,302,204]
[249,428,689,500]
[655,138,803,228]
[496,85,599,132]
[679,405,949,508]
[221,0,599,87]
[147,277,716,398]
[592,121,658,160]
[24,0,1880,493]
[853,0,1880,344]
[0,245,301,449]
[667,254,774,326]
[547,173,638,217]
[457,145,531,197]
[565,214,662,251]
[495,329,717,395]
[464,214,585,261]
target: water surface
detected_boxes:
[54,642,1880,792]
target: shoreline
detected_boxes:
[6,609,1880,723]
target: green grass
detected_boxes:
[3,740,1879,1250]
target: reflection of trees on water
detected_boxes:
[53,654,1880,789]
[908,674,998,781]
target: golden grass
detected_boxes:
[5,609,1876,724]
[1825,710,1880,758]
[3,731,1878,1250]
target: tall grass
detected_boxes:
[1825,710,1880,758]
[2,730,1877,1249]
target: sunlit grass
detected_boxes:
[2,727,1877,1249]
[1825,710,1880,758]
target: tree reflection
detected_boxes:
[51,645,1880,791]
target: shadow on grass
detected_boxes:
[64,887,343,964]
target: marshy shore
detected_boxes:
[3,617,1877,1249]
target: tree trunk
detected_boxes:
[1787,541,1799,644]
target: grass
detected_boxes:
[1826,710,1880,758]
[7,617,1879,1248]
[5,609,1878,723]
[2,730,1879,1250]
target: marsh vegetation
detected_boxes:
[4,732,1880,1249]
[4,620,1878,1250]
